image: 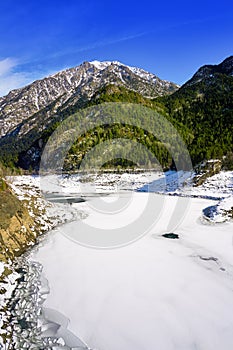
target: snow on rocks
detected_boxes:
[203,196,233,223]
[42,170,232,200]
[193,171,233,223]
[38,170,190,195]
[1,170,232,349]
[0,175,89,349]
[8,175,87,231]
[6,170,233,229]
[0,262,19,347]
[1,258,90,349]
[181,170,233,199]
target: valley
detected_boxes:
[0,56,232,350]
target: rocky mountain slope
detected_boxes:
[0,61,178,138]
[185,55,233,86]
[0,56,232,171]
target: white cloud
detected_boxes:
[0,57,18,77]
[0,57,40,97]
[0,72,32,97]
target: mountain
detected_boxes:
[184,55,233,87]
[0,61,178,138]
[0,57,232,172]
[160,55,233,166]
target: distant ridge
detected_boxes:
[0,60,178,138]
[185,56,233,86]
[0,56,232,171]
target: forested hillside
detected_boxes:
[0,57,232,172]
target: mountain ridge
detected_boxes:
[0,60,178,138]
[184,55,233,87]
[0,56,232,171]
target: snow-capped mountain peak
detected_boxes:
[0,60,178,138]
[90,60,120,70]
[90,60,177,86]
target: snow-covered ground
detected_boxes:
[37,169,232,196]
[9,175,88,230]
[0,175,88,349]
[39,170,233,223]
[27,170,233,350]
[1,171,232,349]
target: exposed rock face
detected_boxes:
[0,186,36,262]
[193,160,222,186]
[0,60,178,138]
[185,56,233,87]
[0,177,91,349]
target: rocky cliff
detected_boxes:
[0,180,37,262]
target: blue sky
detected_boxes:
[0,0,232,96]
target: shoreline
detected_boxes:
[0,175,90,349]
[31,193,233,350]
[1,171,232,349]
